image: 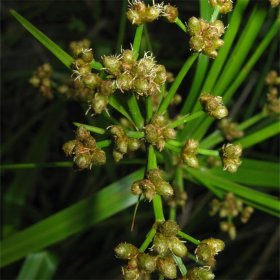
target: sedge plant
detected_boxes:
[1,0,280,279]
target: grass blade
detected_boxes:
[10,10,73,68]
[17,252,58,280]
[0,169,145,267]
[236,121,280,148]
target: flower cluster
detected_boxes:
[29,63,53,99]
[115,221,188,279]
[200,93,228,119]
[209,0,233,14]
[221,143,242,173]
[145,115,176,151]
[269,0,280,8]
[103,50,167,97]
[195,238,225,267]
[127,1,178,25]
[210,192,254,239]
[62,126,106,170]
[218,118,244,141]
[264,70,280,115]
[187,17,225,58]
[182,267,215,280]
[131,169,174,201]
[181,139,199,168]
[109,125,142,162]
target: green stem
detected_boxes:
[164,142,181,153]
[175,167,184,191]
[132,24,144,58]
[197,148,219,157]
[127,94,144,128]
[139,227,157,252]
[238,112,265,130]
[147,145,165,221]
[157,53,198,115]
[210,7,219,22]
[126,131,145,139]
[168,111,204,128]
[0,162,72,170]
[178,231,200,245]
[146,96,153,123]
[174,17,187,33]
[73,122,106,134]
[127,25,145,128]
[96,139,112,148]
[169,207,176,221]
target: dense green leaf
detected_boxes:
[0,169,145,267]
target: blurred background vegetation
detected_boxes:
[1,0,279,279]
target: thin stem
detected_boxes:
[168,111,204,128]
[174,17,187,33]
[96,139,112,148]
[132,24,144,58]
[127,25,146,128]
[165,142,181,153]
[73,122,106,134]
[126,131,145,139]
[147,145,165,221]
[210,7,219,23]
[197,148,219,157]
[127,94,144,128]
[169,207,176,220]
[139,227,157,252]
[0,162,72,170]
[175,167,184,191]
[146,96,153,123]
[178,231,200,245]
[157,53,198,115]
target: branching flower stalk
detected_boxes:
[8,0,280,279]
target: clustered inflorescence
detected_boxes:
[269,0,280,8]
[145,115,176,151]
[199,93,228,119]
[127,1,178,25]
[210,192,254,239]
[29,63,53,99]
[264,70,280,115]
[218,118,244,141]
[187,17,225,59]
[62,126,106,170]
[131,169,174,201]
[109,125,142,162]
[209,0,233,14]
[221,143,242,173]
[181,139,199,168]
[115,220,225,279]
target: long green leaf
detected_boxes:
[10,10,73,68]
[0,169,145,267]
[17,252,58,280]
[236,122,280,148]
[186,167,279,214]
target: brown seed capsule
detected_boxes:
[91,149,106,166]
[195,242,213,263]
[115,242,139,260]
[76,126,91,141]
[102,55,121,76]
[202,238,225,255]
[127,9,143,25]
[144,5,161,22]
[131,180,143,196]
[122,265,140,280]
[128,138,141,152]
[83,73,101,89]
[113,150,124,162]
